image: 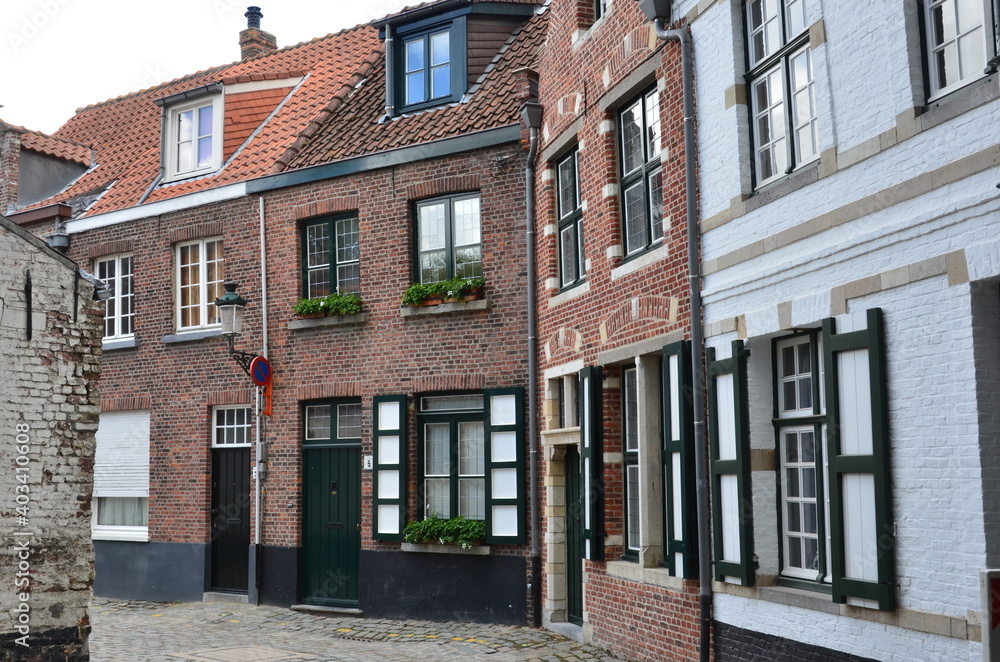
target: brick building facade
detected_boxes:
[7,1,548,625]
[0,214,101,661]
[530,1,702,660]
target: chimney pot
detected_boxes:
[245,6,263,29]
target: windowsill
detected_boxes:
[288,313,367,331]
[745,161,820,214]
[400,542,491,555]
[102,337,138,351]
[92,528,150,543]
[606,560,689,592]
[162,328,222,344]
[548,281,590,307]
[920,73,999,132]
[610,243,669,281]
[400,298,489,317]
[541,427,580,445]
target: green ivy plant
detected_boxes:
[402,515,487,549]
[401,276,486,306]
[293,292,363,316]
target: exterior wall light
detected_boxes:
[214,280,258,375]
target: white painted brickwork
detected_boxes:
[690,0,1000,657]
[0,217,100,655]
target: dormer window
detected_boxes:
[393,19,466,113]
[156,85,224,182]
[404,29,452,106]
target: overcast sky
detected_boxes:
[1,0,404,134]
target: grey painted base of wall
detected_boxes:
[359,550,526,625]
[94,540,209,602]
[260,545,298,608]
[714,622,879,662]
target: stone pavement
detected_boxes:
[88,599,631,662]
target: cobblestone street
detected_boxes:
[88,599,630,662]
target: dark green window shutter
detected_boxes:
[484,388,525,544]
[823,308,895,611]
[663,341,696,578]
[579,366,604,561]
[373,395,407,541]
[707,340,754,586]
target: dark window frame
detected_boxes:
[394,16,468,114]
[303,398,364,448]
[556,148,586,288]
[300,214,361,300]
[617,88,664,258]
[417,394,487,521]
[622,365,640,560]
[413,192,482,284]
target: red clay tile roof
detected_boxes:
[3,124,92,167]
[20,0,544,219]
[287,7,547,169]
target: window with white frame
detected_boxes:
[93,411,150,541]
[176,238,224,331]
[775,333,829,581]
[745,0,818,186]
[95,254,134,340]
[164,96,223,181]
[213,407,252,447]
[416,193,481,284]
[557,149,585,288]
[302,215,361,299]
[923,0,994,99]
[618,89,663,256]
[623,366,641,555]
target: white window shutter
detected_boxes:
[94,411,150,497]
[373,395,407,541]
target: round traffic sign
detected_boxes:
[249,356,272,387]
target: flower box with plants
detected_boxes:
[400,515,488,553]
[293,291,363,317]
[401,277,485,307]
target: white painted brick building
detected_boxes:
[674,0,1000,659]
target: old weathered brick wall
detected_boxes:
[533,0,699,659]
[0,215,101,661]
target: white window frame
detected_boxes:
[774,333,832,583]
[923,0,994,100]
[92,411,150,542]
[212,406,253,448]
[95,254,135,341]
[163,95,224,182]
[745,0,819,187]
[175,237,224,332]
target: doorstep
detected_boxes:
[290,604,364,617]
[203,591,248,604]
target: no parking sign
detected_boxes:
[249,356,271,387]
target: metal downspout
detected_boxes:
[522,104,543,629]
[253,196,269,605]
[652,17,712,662]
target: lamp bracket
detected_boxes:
[225,335,258,377]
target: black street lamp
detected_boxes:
[214,280,258,376]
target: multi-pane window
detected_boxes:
[420,395,486,520]
[304,401,363,444]
[404,29,452,106]
[416,194,481,284]
[302,216,360,298]
[774,333,828,581]
[176,238,224,330]
[213,407,252,447]
[924,0,993,98]
[557,150,585,287]
[619,89,663,256]
[95,254,134,340]
[165,97,221,180]
[623,366,640,554]
[595,0,607,21]
[745,0,818,186]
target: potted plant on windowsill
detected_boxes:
[293,292,363,317]
[401,277,486,307]
[402,515,486,550]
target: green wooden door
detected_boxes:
[565,445,584,625]
[302,447,361,606]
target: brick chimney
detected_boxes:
[240,6,277,61]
